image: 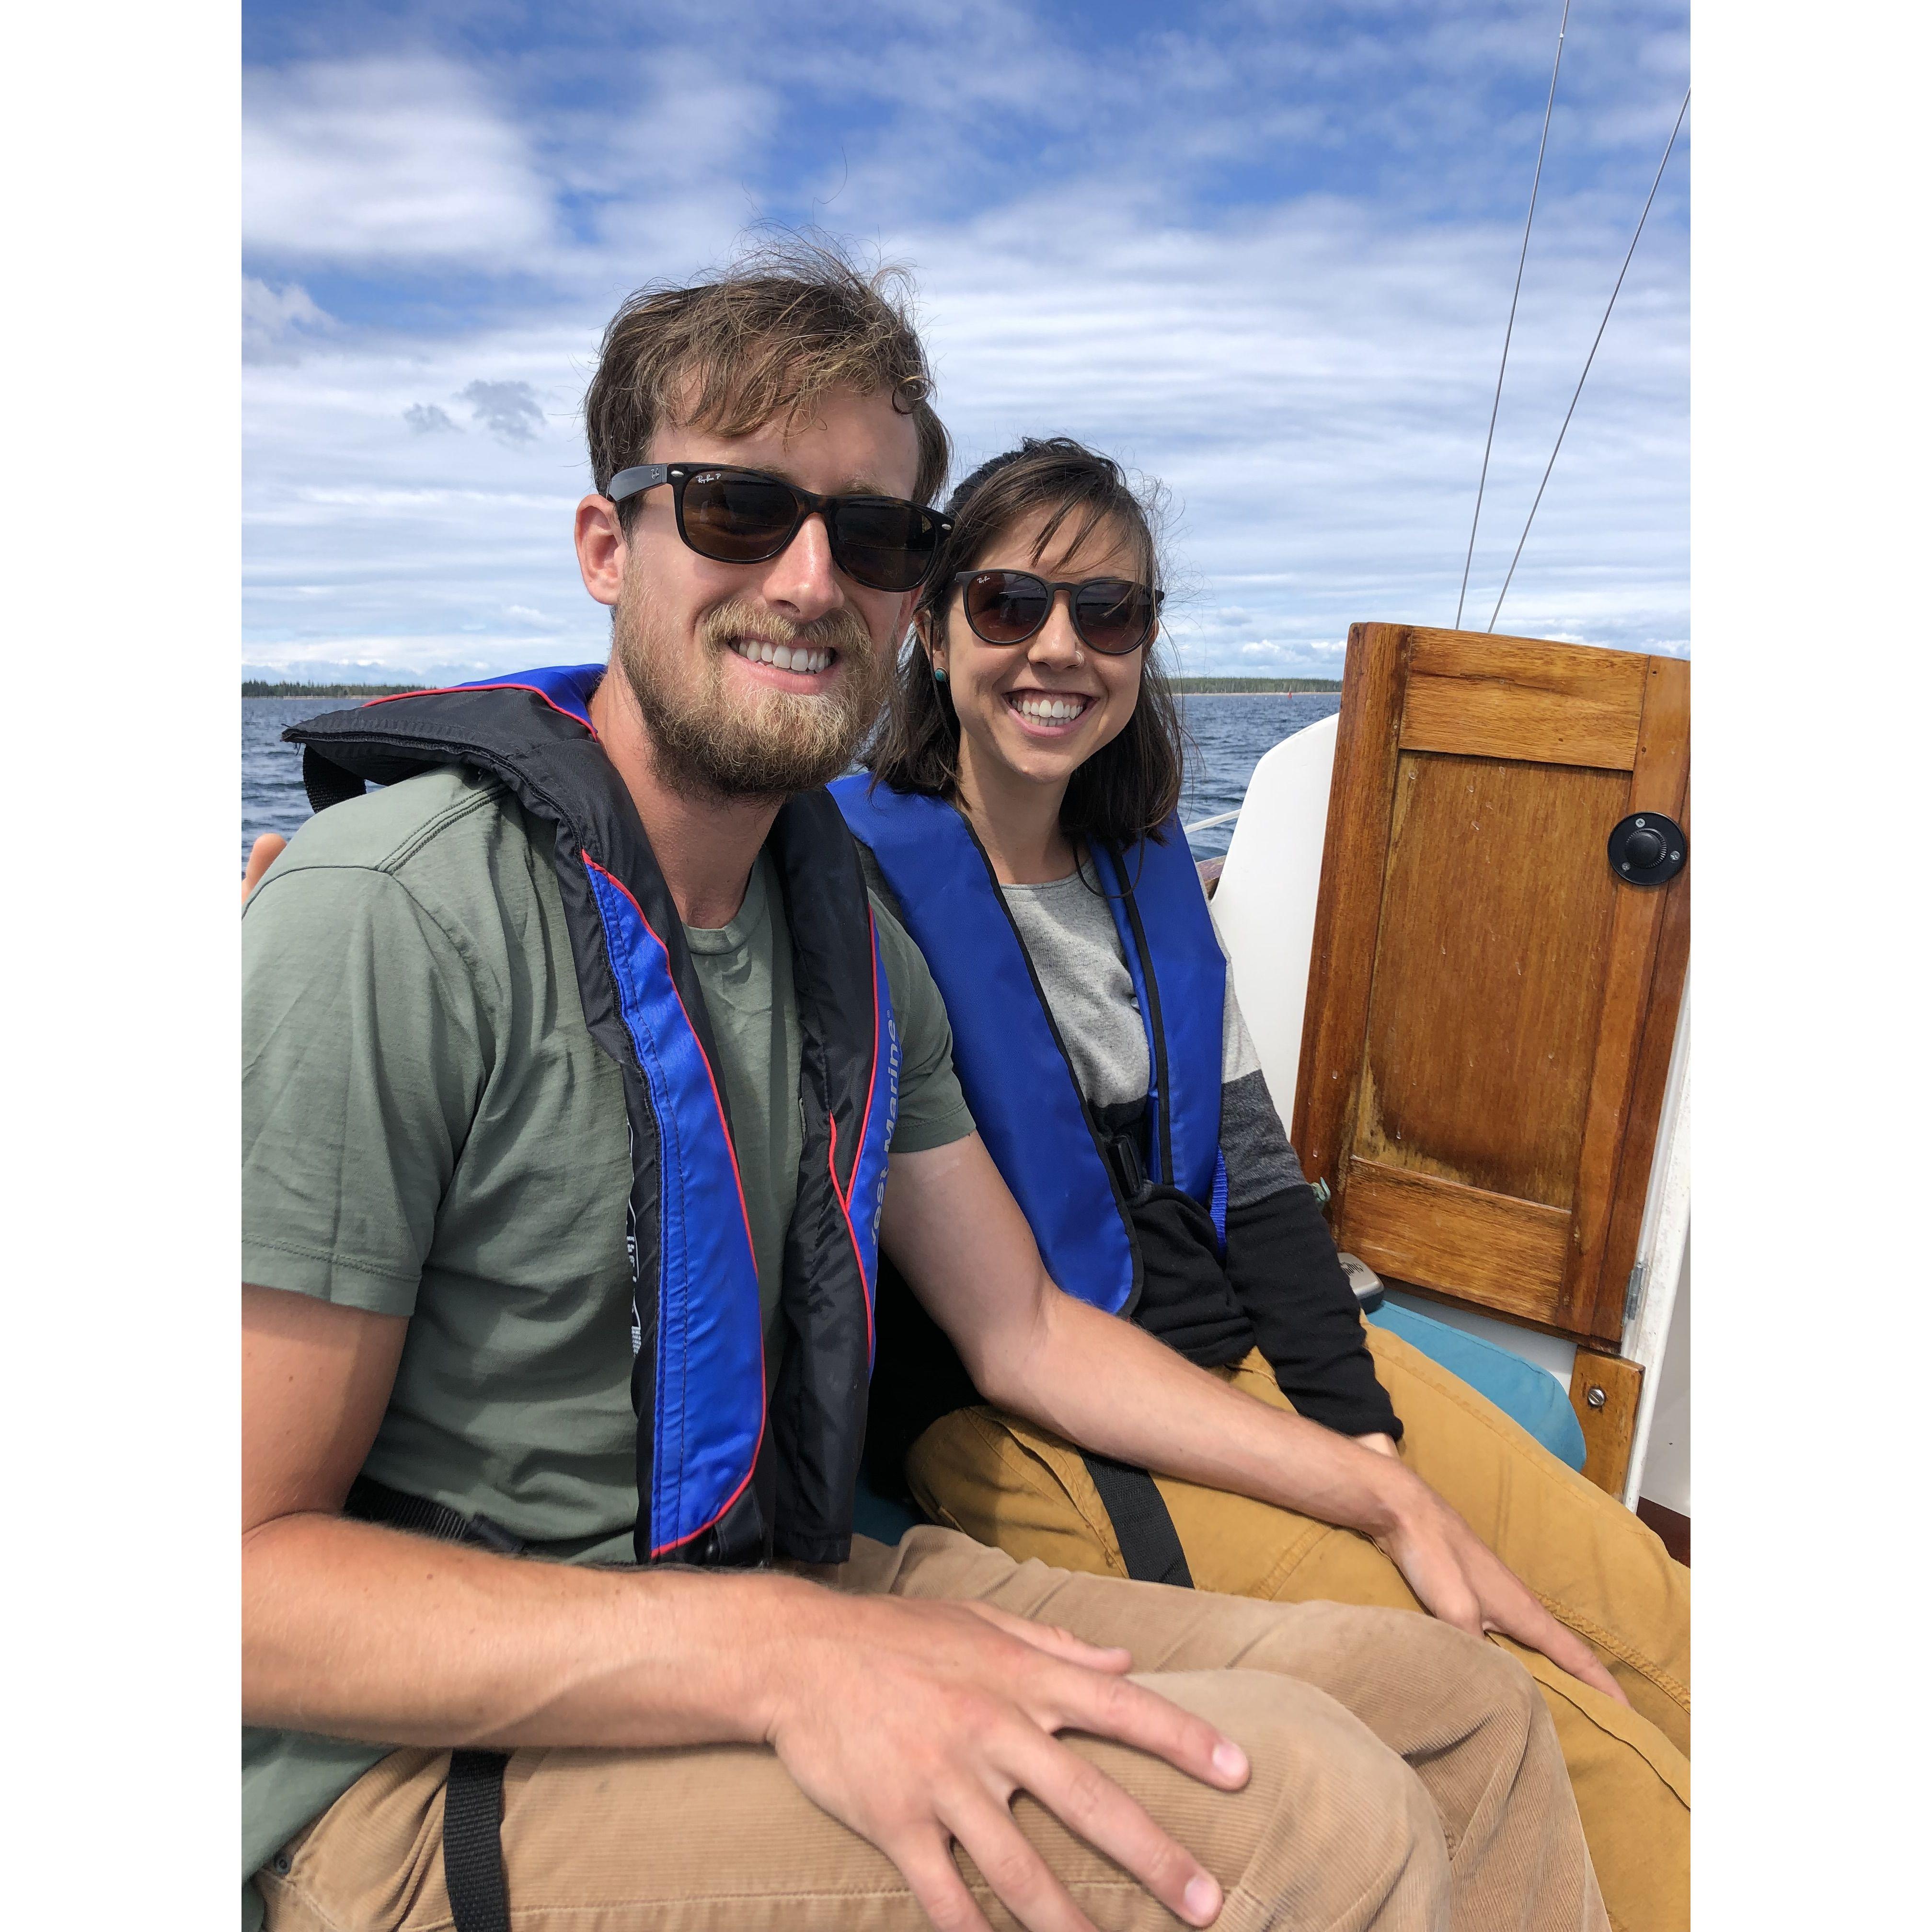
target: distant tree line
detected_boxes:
[1169,677,1342,693]
[244,675,1343,700]
[243,681,427,698]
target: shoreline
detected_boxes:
[245,682,1342,701]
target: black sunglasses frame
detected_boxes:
[604,462,952,593]
[951,569,1163,656]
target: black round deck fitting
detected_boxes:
[1608,812,1687,886]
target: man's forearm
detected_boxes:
[977,1283,1418,1539]
[243,1511,819,1749]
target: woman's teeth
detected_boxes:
[730,637,833,675]
[1009,693,1090,723]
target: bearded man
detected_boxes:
[242,244,1609,1932]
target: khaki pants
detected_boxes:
[907,1332,1690,1932]
[259,1526,1607,1932]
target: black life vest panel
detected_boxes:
[288,666,898,1568]
[830,778,1227,1308]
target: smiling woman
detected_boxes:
[840,431,1690,1932]
[867,436,1184,875]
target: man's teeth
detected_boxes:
[730,637,833,675]
[1011,693,1090,723]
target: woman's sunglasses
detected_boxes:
[953,569,1162,656]
[604,463,951,594]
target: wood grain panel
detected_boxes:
[1356,752,1624,1208]
[1405,627,1652,700]
[1399,631,1648,770]
[1586,784,1691,1339]
[1293,624,1689,1346]
[1293,624,1408,1194]
[1339,1157,1570,1323]
[1555,657,1691,1337]
[1401,671,1644,770]
[1569,1349,1644,1495]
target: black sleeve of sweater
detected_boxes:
[1218,1067,1401,1438]
[1222,1182,1403,1440]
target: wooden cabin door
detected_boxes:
[1291,624,1689,1345]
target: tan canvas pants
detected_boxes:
[258,1526,1607,1932]
[906,1331,1690,1932]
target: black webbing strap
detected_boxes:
[344,1475,526,1555]
[300,744,368,815]
[342,1476,522,1932]
[1081,1454,1195,1589]
[443,1751,512,1932]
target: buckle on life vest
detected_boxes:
[1105,1127,1152,1206]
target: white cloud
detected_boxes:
[505,604,564,629]
[462,379,545,443]
[898,184,1686,661]
[243,57,552,264]
[242,277,335,365]
[242,176,1686,675]
[240,8,1687,678]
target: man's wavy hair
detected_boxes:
[584,236,950,525]
[864,437,1185,847]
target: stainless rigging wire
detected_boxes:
[1455,0,1571,630]
[1487,86,1691,633]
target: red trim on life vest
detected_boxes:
[648,1396,768,1561]
[832,1142,876,1368]
[361,680,601,741]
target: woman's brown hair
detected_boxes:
[863,437,1185,847]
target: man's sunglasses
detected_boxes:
[605,463,952,594]
[952,570,1162,656]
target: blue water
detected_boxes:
[1173,693,1342,858]
[242,691,1340,865]
[242,698,342,863]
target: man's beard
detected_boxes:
[614,584,887,801]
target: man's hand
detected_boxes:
[243,832,288,901]
[1374,1475,1629,1705]
[763,1589,1245,1932]
[245,1286,1251,1932]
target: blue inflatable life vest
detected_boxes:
[831,778,1225,1316]
[288,667,898,1568]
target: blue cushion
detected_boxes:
[1365,1303,1587,1471]
[851,1465,925,1546]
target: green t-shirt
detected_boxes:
[240,767,973,1926]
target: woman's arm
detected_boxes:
[884,1132,1629,1707]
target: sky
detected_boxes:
[242,0,1689,684]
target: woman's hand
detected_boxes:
[243,833,288,901]
[761,1589,1247,1932]
[1374,1473,1629,1706]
